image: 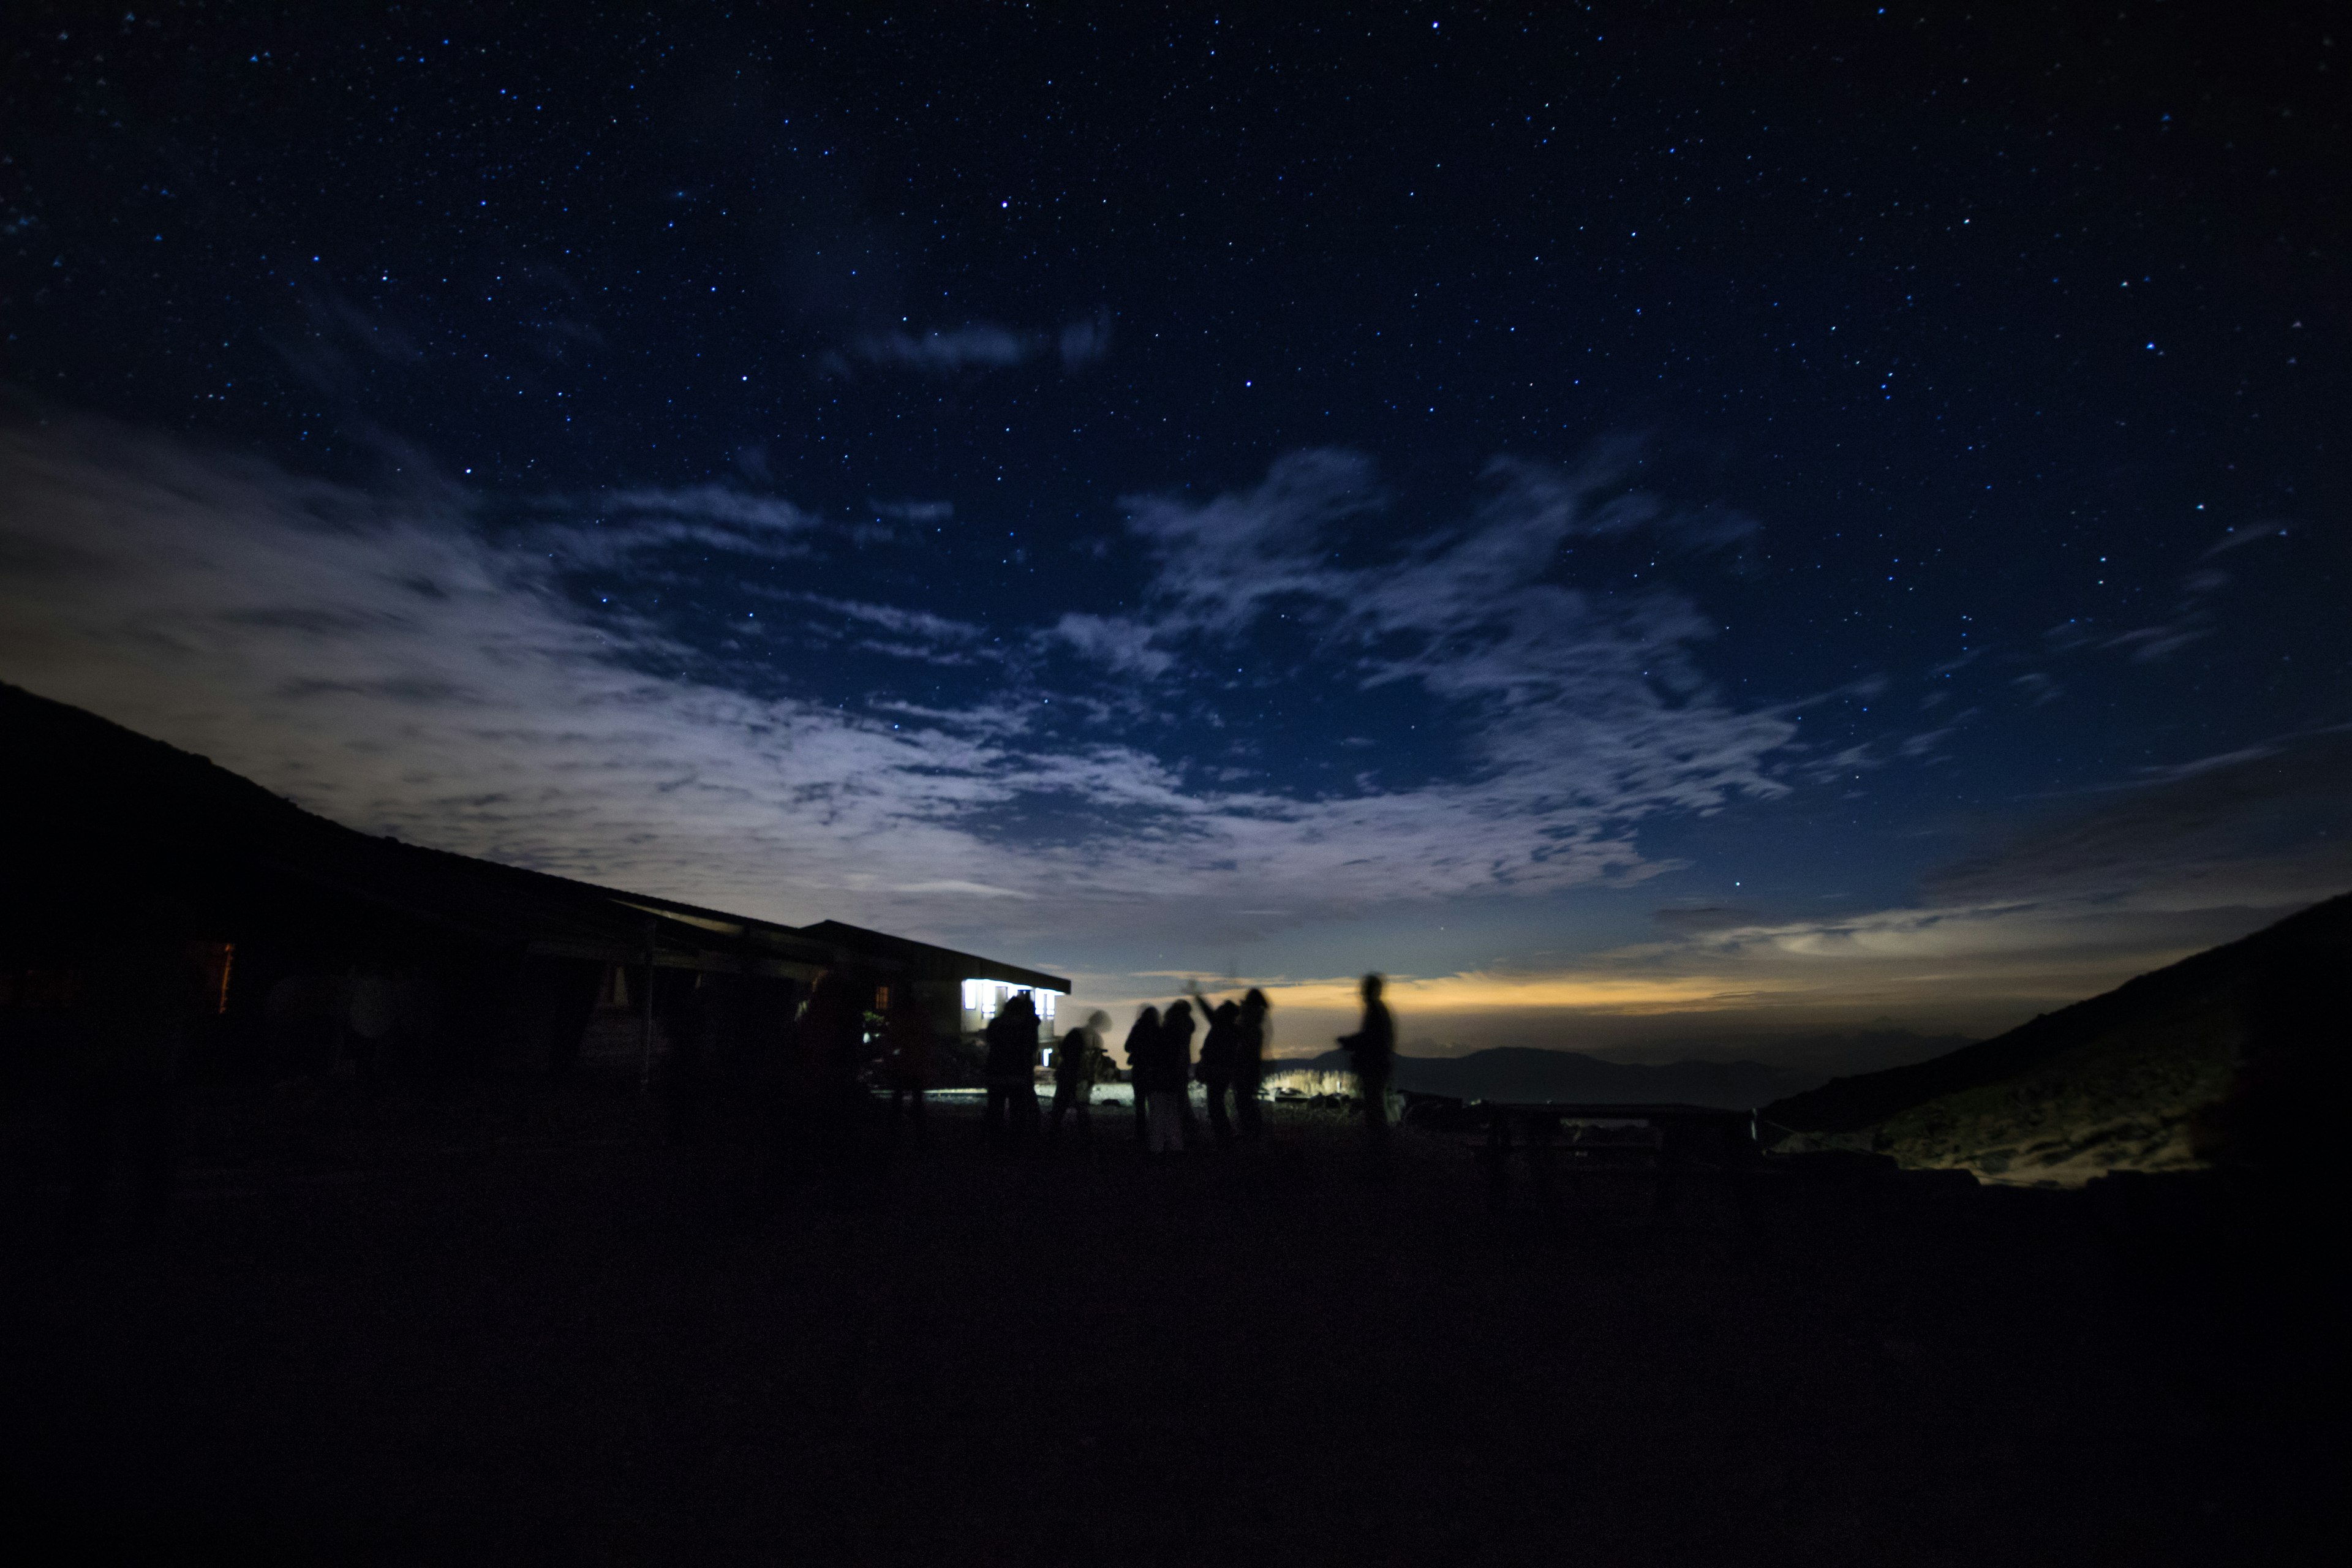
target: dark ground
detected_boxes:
[0,1080,2334,1566]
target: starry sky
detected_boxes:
[4,4,2346,1063]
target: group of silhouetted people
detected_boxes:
[1031,974,1396,1158]
[665,968,940,1188]
[1054,972,1389,1160]
[1120,986,1270,1153]
[34,938,1400,1251]
[978,992,1116,1148]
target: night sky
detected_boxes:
[4,4,2346,1060]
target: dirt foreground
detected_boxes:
[0,1084,2328,1566]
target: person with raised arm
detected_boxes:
[1187,984,1241,1150]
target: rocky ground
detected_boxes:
[1875,1004,2240,1185]
[0,1079,2330,1566]
[1763,891,2350,1193]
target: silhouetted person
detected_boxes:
[983,993,1041,1144]
[1193,992,1240,1148]
[345,959,398,1091]
[796,972,868,1173]
[1338,973,1395,1166]
[1047,1016,1106,1143]
[1144,1000,1196,1154]
[881,994,935,1150]
[1235,987,1271,1141]
[1122,1005,1161,1142]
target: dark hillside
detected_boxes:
[0,680,820,938]
[0,679,872,970]
[3,680,331,859]
[1763,892,2352,1134]
[0,684,837,1088]
[1760,892,2351,1183]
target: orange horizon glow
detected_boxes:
[1100,968,1812,1018]
[1087,939,2206,1029]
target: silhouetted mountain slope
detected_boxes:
[0,684,1076,1020]
[1765,894,2352,1133]
[3,680,328,855]
[1760,892,2352,1183]
[1272,1046,1822,1110]
[0,680,840,967]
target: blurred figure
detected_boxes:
[881,993,936,1150]
[1193,991,1240,1149]
[345,959,398,1089]
[1235,987,1272,1142]
[1144,999,1196,1155]
[983,992,1042,1144]
[1337,973,1395,1165]
[1047,1015,1106,1143]
[796,972,869,1173]
[1122,1005,1161,1142]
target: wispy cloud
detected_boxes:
[0,425,1803,955]
[0,423,1029,932]
[1044,612,1174,678]
[845,310,1114,377]
[2198,522,2288,560]
[1536,735,2352,1030]
[1109,447,1795,821]
[854,324,1034,374]
[1921,727,2352,912]
[538,484,824,567]
[870,498,952,523]
[5,420,2336,1030]
[595,484,818,533]
[1057,309,1113,371]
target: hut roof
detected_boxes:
[798,919,1069,994]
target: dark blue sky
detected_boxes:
[4,3,2345,1053]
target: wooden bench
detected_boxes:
[1404,1095,1772,1227]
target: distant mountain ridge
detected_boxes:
[1267,1046,1825,1110]
[1602,1025,1975,1078]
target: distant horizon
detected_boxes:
[13,665,2326,1082]
[1261,1017,1981,1060]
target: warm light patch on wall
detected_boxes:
[188,941,236,1015]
